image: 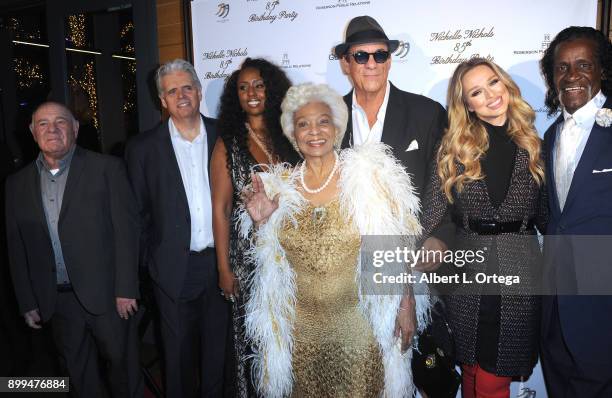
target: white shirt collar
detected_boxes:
[563,90,607,128]
[352,80,391,117]
[168,116,205,143]
[351,81,391,145]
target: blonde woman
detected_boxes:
[419,58,547,398]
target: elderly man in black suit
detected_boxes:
[5,101,141,397]
[125,59,229,398]
[335,15,452,330]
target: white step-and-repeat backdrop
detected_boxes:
[190,0,597,135]
[189,1,598,396]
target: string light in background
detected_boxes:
[13,57,44,89]
[68,61,99,129]
[67,14,87,48]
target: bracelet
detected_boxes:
[398,307,411,312]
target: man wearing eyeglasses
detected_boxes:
[125,59,229,397]
[336,16,452,271]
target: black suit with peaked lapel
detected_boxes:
[541,97,612,397]
[5,146,140,397]
[342,82,447,199]
[342,82,452,243]
[125,115,229,398]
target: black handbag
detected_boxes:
[412,300,461,398]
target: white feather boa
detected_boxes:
[238,143,430,398]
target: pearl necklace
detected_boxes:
[300,152,339,194]
[247,124,274,164]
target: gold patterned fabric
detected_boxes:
[279,198,384,398]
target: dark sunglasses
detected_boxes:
[346,50,390,64]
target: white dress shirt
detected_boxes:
[169,117,214,250]
[351,81,391,146]
[554,91,607,179]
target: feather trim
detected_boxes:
[241,144,430,398]
[339,142,430,397]
[237,164,304,398]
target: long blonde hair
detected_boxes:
[437,58,544,202]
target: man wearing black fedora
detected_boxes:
[336,16,452,269]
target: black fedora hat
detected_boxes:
[334,16,399,57]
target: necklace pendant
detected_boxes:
[312,207,327,224]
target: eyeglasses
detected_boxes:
[346,50,390,64]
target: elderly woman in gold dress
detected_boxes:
[240,83,430,398]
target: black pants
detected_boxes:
[51,291,136,398]
[541,297,612,398]
[155,249,230,398]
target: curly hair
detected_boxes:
[437,58,544,202]
[540,26,612,116]
[280,83,348,153]
[217,58,299,171]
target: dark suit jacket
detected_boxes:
[341,82,447,198]
[542,97,612,365]
[124,116,217,301]
[342,82,452,242]
[5,147,139,321]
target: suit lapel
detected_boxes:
[157,121,189,210]
[381,83,409,160]
[546,117,563,218]
[203,115,216,171]
[59,147,85,222]
[29,163,50,238]
[564,123,610,211]
[341,92,353,149]
[563,97,612,212]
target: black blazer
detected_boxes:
[125,116,217,301]
[5,147,140,321]
[341,82,447,198]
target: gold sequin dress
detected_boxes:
[279,198,384,398]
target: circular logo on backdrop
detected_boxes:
[216,3,230,18]
[215,2,231,23]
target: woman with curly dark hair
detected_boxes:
[211,57,298,397]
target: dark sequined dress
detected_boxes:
[226,135,259,398]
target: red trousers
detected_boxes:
[461,363,511,398]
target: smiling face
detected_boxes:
[159,70,202,122]
[462,64,510,126]
[30,103,79,162]
[341,42,390,98]
[293,101,337,160]
[237,67,266,118]
[553,38,602,115]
